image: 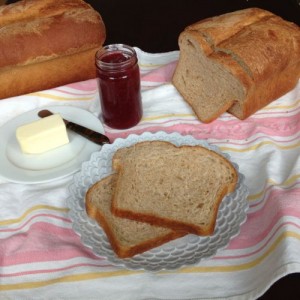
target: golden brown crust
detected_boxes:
[0,0,99,27]
[186,8,274,49]
[230,63,300,119]
[218,12,300,119]
[0,0,106,99]
[0,47,99,99]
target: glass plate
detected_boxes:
[67,131,249,271]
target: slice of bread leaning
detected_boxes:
[172,8,300,123]
[85,174,185,258]
[111,141,238,235]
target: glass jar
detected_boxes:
[95,44,143,129]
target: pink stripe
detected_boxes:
[0,222,101,267]
[166,114,300,140]
[138,121,300,146]
[228,188,300,249]
[141,61,177,83]
[55,79,97,92]
[0,214,71,233]
[52,89,96,96]
[107,123,297,143]
[106,113,300,142]
[213,133,300,146]
[215,221,300,260]
[139,113,300,140]
[250,182,300,209]
[0,262,113,278]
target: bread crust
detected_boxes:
[0,48,99,99]
[173,8,300,121]
[0,0,106,99]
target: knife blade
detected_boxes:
[38,109,110,146]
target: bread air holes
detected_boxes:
[181,75,187,87]
[163,191,171,200]
[225,168,234,181]
[196,202,204,209]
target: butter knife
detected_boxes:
[38,109,110,145]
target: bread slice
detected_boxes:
[111,141,238,235]
[85,174,185,258]
[172,8,300,122]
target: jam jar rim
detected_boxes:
[95,44,138,71]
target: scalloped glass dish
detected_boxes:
[68,131,249,271]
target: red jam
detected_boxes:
[95,45,142,129]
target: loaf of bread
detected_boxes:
[0,0,106,99]
[85,174,185,258]
[111,141,238,235]
[172,8,300,123]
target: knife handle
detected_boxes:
[66,122,110,145]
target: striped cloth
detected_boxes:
[0,48,299,300]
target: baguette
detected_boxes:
[111,141,238,235]
[0,0,106,99]
[85,174,185,258]
[172,8,300,123]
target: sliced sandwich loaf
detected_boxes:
[172,8,300,123]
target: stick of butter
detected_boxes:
[16,114,69,154]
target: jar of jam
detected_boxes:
[95,44,143,129]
